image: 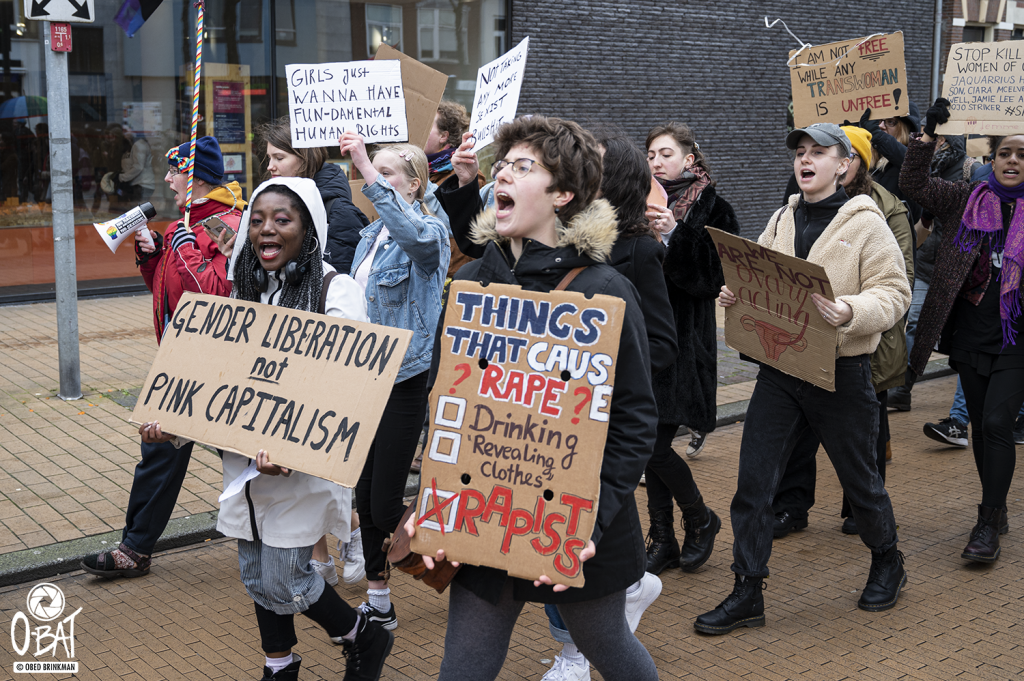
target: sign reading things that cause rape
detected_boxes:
[789,32,906,128]
[937,41,1024,135]
[286,60,408,147]
[410,280,624,587]
[708,228,838,392]
[130,293,412,487]
[468,36,529,152]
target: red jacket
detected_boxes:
[139,183,245,341]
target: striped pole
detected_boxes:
[183,0,205,230]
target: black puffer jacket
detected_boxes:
[654,185,740,432]
[430,200,658,605]
[869,101,922,225]
[437,176,678,375]
[315,162,369,274]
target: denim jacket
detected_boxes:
[351,175,450,382]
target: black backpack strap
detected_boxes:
[324,197,337,217]
[318,271,339,314]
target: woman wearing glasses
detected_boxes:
[641,122,740,576]
[410,115,660,681]
[856,104,923,225]
[338,131,450,631]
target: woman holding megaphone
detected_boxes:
[900,99,1024,563]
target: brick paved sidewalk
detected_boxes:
[0,372,1021,679]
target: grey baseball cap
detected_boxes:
[786,123,853,157]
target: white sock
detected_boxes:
[368,587,390,612]
[561,643,586,665]
[626,579,641,595]
[265,654,293,674]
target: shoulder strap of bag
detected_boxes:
[318,271,339,314]
[324,197,337,217]
[555,266,587,291]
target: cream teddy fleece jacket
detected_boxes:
[759,193,911,358]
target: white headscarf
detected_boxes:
[228,176,328,280]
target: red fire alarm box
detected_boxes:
[51,23,72,52]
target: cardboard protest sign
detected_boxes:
[789,32,906,128]
[410,280,624,587]
[286,60,407,147]
[130,293,411,486]
[468,36,529,152]
[708,228,838,391]
[374,44,449,149]
[936,42,1024,135]
[348,179,380,223]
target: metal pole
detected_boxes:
[44,21,81,401]
[932,0,943,102]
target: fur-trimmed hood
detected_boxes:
[468,198,619,262]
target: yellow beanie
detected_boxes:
[841,126,872,166]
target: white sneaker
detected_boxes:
[541,654,591,681]
[624,572,662,633]
[341,533,366,585]
[311,555,339,586]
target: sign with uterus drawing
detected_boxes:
[708,228,838,391]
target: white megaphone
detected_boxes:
[94,202,157,254]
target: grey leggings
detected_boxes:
[438,581,658,681]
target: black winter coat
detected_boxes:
[429,200,658,605]
[436,176,678,375]
[869,102,922,225]
[654,185,739,431]
[315,162,369,274]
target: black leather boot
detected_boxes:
[857,545,907,611]
[679,496,721,573]
[694,574,765,635]
[645,509,680,575]
[999,505,1009,535]
[259,654,301,681]
[962,505,1002,563]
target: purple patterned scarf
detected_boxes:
[955,174,1024,345]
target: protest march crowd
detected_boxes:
[69,39,1024,681]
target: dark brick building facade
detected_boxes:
[509,2,938,238]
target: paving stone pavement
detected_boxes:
[1,296,1023,679]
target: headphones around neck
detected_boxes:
[252,235,318,293]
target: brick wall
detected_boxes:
[511,1,937,238]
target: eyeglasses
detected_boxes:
[491,157,553,180]
[881,118,900,129]
[168,165,183,176]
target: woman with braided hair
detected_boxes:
[220,176,394,680]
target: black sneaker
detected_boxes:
[686,429,707,458]
[923,418,968,448]
[773,511,808,539]
[357,601,397,631]
[1014,415,1024,445]
[260,654,301,680]
[341,617,394,681]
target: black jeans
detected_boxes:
[356,371,429,582]
[772,391,890,519]
[957,363,1024,508]
[121,439,194,556]
[644,422,701,518]
[731,357,898,577]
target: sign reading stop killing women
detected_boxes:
[708,228,838,392]
[286,60,408,147]
[936,42,1024,135]
[468,37,529,152]
[410,280,624,587]
[130,293,412,487]
[789,32,906,128]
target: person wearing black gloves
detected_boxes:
[855,104,923,226]
[899,98,1024,563]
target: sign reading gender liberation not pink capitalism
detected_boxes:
[707,228,838,392]
[410,280,624,587]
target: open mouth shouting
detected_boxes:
[258,241,284,261]
[799,168,816,184]
[496,190,515,219]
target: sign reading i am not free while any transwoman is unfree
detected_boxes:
[789,32,906,128]
[411,281,624,588]
[286,60,408,147]
[130,293,412,487]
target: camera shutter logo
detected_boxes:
[26,584,65,622]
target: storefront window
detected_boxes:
[0,0,508,301]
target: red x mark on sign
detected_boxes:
[417,477,460,536]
